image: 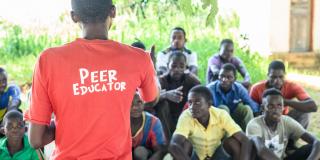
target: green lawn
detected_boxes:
[306,87,320,138]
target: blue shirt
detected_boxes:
[207,81,259,113]
[0,85,21,109]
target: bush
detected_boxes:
[0,5,268,85]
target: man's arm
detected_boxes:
[284,98,317,113]
[144,91,160,107]
[7,85,21,111]
[28,120,55,149]
[239,85,259,113]
[250,136,280,160]
[232,132,252,160]
[149,144,168,160]
[237,59,251,85]
[300,132,320,160]
[169,134,191,160]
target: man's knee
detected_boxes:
[155,100,170,113]
[222,136,241,157]
[133,146,150,160]
[235,104,253,116]
[288,110,309,129]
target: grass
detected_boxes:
[306,87,320,138]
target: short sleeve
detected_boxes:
[138,53,159,102]
[208,56,220,74]
[156,51,168,69]
[187,52,198,67]
[220,110,242,136]
[173,110,192,138]
[290,83,310,100]
[26,51,53,125]
[150,118,167,149]
[8,85,21,101]
[249,83,263,105]
[284,116,306,141]
[246,119,263,138]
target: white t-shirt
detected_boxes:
[246,115,306,159]
[156,48,198,70]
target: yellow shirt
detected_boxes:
[174,107,241,160]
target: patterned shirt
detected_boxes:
[132,112,166,149]
[0,85,21,120]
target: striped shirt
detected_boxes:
[132,112,166,149]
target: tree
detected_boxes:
[114,0,219,26]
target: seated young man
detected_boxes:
[246,88,320,160]
[207,63,258,131]
[0,67,21,122]
[169,85,252,160]
[250,60,317,129]
[155,51,200,139]
[156,27,198,75]
[131,92,166,160]
[0,110,44,159]
[206,39,250,88]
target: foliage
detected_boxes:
[0,0,268,85]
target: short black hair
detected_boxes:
[221,63,237,78]
[268,60,285,74]
[71,0,113,23]
[168,51,187,64]
[131,41,146,50]
[189,85,213,104]
[262,88,283,98]
[2,110,24,126]
[220,39,234,47]
[171,27,186,38]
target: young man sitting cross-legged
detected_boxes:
[169,85,252,160]
[246,88,320,160]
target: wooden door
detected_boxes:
[290,0,311,52]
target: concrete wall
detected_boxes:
[269,0,291,53]
[314,0,320,52]
[237,0,272,55]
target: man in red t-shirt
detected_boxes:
[250,60,317,129]
[24,0,159,159]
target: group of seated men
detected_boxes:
[0,26,319,160]
[129,27,319,160]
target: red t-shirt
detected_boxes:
[25,38,158,160]
[250,80,310,114]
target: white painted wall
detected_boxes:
[237,0,272,55]
[314,0,320,52]
[269,0,291,53]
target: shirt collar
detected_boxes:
[193,107,218,127]
[216,81,236,94]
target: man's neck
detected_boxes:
[82,23,108,40]
[197,113,210,129]
[264,116,278,131]
[7,139,23,156]
[131,116,143,124]
[220,85,231,93]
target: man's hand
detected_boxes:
[165,86,183,103]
